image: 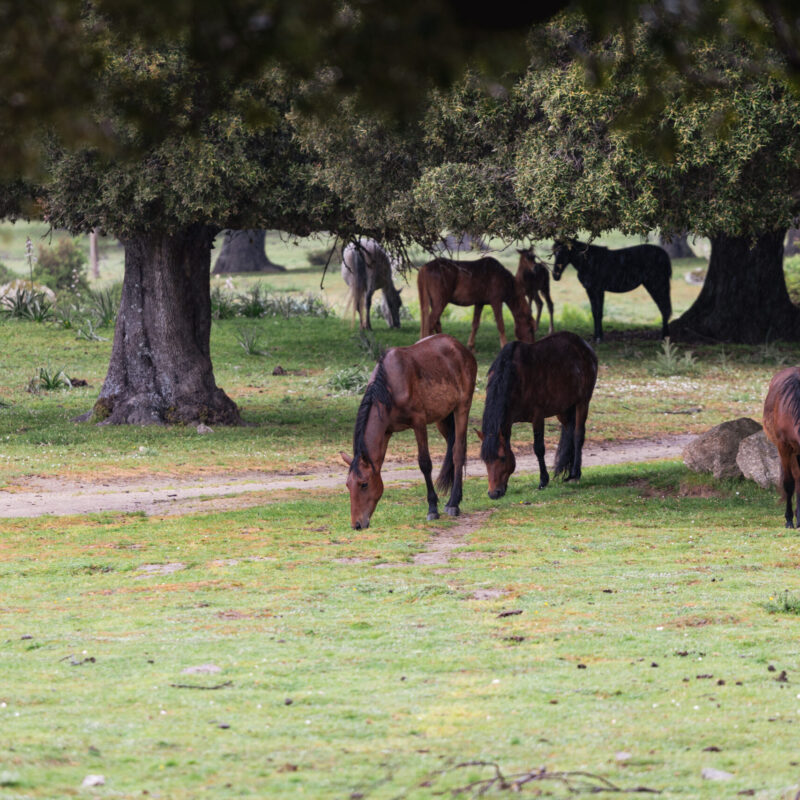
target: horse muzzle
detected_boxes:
[488,487,506,500]
[353,517,370,530]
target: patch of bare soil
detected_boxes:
[0,434,695,519]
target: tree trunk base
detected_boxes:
[670,228,800,343]
[88,226,242,426]
[213,230,286,274]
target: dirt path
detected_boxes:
[0,434,695,519]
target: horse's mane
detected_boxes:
[480,342,518,463]
[779,372,800,433]
[351,358,393,472]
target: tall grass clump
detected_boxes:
[649,337,697,376]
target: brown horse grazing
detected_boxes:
[763,367,800,528]
[342,334,477,529]
[516,248,554,335]
[477,332,597,499]
[417,257,536,350]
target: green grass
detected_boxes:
[2,462,799,798]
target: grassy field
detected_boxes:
[3,224,800,799]
[3,465,800,798]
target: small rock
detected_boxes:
[701,767,733,781]
[615,751,632,762]
[284,698,293,705]
[81,775,105,788]
[272,365,287,376]
[196,423,214,435]
[182,664,221,675]
[736,430,780,489]
[683,418,762,480]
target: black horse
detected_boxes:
[552,239,672,342]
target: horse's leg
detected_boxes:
[644,275,672,339]
[364,287,374,331]
[533,420,549,490]
[569,402,590,482]
[489,301,507,347]
[428,298,446,336]
[467,304,484,350]
[794,454,800,530]
[779,447,795,528]
[532,294,544,332]
[437,407,468,515]
[543,286,555,334]
[588,290,604,342]
[414,423,440,521]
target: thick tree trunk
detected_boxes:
[212,229,285,274]
[670,228,800,343]
[658,231,696,259]
[90,225,241,425]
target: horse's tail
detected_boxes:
[353,244,368,323]
[436,411,456,493]
[418,267,430,338]
[554,406,576,479]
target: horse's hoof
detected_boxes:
[538,480,549,490]
[427,511,440,521]
[445,505,460,517]
[786,520,795,529]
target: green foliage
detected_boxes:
[327,364,372,395]
[29,367,72,392]
[763,590,800,616]
[88,286,120,328]
[32,238,89,295]
[784,254,800,305]
[0,260,14,282]
[1,288,53,321]
[235,327,267,356]
[650,337,697,376]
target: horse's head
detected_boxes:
[516,247,537,271]
[511,282,536,342]
[476,430,516,500]
[552,240,572,281]
[380,287,402,328]
[342,452,384,529]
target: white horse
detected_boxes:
[341,238,403,329]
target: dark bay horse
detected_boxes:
[342,334,477,529]
[478,332,597,499]
[417,257,536,350]
[552,239,672,342]
[516,248,554,335]
[341,238,402,330]
[763,367,800,528]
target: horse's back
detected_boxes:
[419,257,513,304]
[384,334,476,421]
[764,366,800,450]
[515,332,597,414]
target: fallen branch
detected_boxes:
[169,680,233,691]
[409,760,661,797]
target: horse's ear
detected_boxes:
[340,451,353,467]
[474,428,484,442]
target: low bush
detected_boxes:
[34,239,90,296]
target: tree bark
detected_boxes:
[658,232,696,259]
[90,225,241,425]
[212,229,285,274]
[670,228,800,343]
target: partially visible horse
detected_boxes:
[342,334,477,529]
[763,367,800,528]
[417,257,536,350]
[516,248,554,335]
[341,238,403,330]
[552,239,672,342]
[478,332,597,499]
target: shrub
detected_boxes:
[34,239,90,296]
